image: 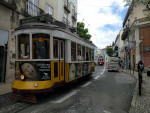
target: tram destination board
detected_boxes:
[20,14,54,25]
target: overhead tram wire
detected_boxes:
[77,13,97,37]
[78,3,117,8]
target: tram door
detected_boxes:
[53,39,64,83]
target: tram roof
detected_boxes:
[15,22,96,47]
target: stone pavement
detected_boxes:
[123,70,150,113]
[0,83,12,96]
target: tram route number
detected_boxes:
[20,15,47,25]
[39,16,45,21]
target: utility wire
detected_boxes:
[78,3,116,7]
[78,13,97,37]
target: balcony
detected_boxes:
[121,27,130,40]
[63,17,70,27]
[23,0,44,17]
[0,0,16,10]
[72,9,77,21]
[64,0,70,13]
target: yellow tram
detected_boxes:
[11,14,95,103]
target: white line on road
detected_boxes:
[55,90,79,103]
[103,110,111,113]
[94,76,100,79]
[81,81,92,87]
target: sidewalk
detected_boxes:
[0,83,12,96]
[123,70,150,113]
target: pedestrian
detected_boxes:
[121,60,124,69]
[137,60,144,83]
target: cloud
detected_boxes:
[77,0,128,49]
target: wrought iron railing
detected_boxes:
[64,0,70,13]
[72,9,77,20]
[0,0,15,9]
[63,17,70,27]
[25,0,44,16]
[4,0,14,4]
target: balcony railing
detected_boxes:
[63,17,70,27]
[72,9,77,21]
[0,0,15,10]
[24,0,44,17]
[121,27,130,40]
[64,0,70,13]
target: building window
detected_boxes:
[18,34,30,59]
[71,42,76,61]
[46,4,53,15]
[0,29,8,83]
[63,12,69,25]
[28,0,39,16]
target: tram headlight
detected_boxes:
[20,74,25,80]
[34,83,38,87]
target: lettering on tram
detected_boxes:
[11,14,95,103]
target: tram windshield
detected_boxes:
[32,34,50,59]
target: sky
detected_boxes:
[77,0,129,49]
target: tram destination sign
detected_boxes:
[20,14,54,25]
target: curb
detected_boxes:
[0,83,12,96]
[122,70,138,113]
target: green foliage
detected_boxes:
[106,47,113,57]
[112,41,115,46]
[77,22,91,40]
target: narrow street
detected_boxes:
[0,65,136,113]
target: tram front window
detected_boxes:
[18,34,30,59]
[33,34,50,59]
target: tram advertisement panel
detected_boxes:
[15,61,51,81]
[68,62,93,81]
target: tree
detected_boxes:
[106,47,113,57]
[77,22,91,40]
[112,41,115,46]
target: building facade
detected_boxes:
[122,2,150,71]
[0,0,78,86]
[114,29,124,60]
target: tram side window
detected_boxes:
[53,40,58,58]
[89,49,91,61]
[60,41,64,59]
[18,34,30,59]
[91,49,94,61]
[33,34,50,59]
[86,47,89,61]
[71,42,76,61]
[82,46,85,61]
[77,44,81,61]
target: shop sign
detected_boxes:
[144,47,150,52]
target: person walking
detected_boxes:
[137,60,144,83]
[137,60,144,95]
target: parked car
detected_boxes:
[108,63,119,72]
